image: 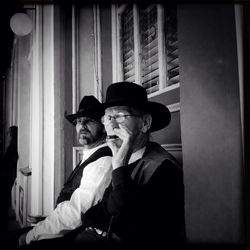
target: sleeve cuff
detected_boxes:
[112,167,130,188]
[26,229,34,245]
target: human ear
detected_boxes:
[141,114,152,133]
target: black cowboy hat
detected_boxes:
[102,82,171,132]
[65,95,104,125]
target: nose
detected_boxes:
[109,117,120,127]
[79,121,85,126]
[105,119,119,134]
[76,122,87,131]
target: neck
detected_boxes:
[132,134,149,153]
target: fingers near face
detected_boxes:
[104,106,143,141]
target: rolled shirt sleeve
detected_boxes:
[26,156,112,244]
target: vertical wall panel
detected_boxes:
[179,4,244,245]
[29,4,43,216]
[42,5,55,215]
[100,5,112,100]
[78,7,95,99]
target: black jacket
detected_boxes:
[82,142,186,247]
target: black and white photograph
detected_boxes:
[0,0,249,249]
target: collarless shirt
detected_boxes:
[80,143,108,164]
[128,146,146,165]
[26,143,112,244]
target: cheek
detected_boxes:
[104,125,113,134]
[104,121,120,133]
[131,120,144,134]
[75,124,81,133]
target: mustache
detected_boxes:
[79,128,89,134]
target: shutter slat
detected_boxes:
[123,54,134,66]
[143,75,158,86]
[142,39,158,52]
[142,53,158,68]
[142,69,159,83]
[167,57,179,68]
[121,5,135,82]
[165,5,179,88]
[168,75,179,86]
[125,75,136,82]
[167,46,178,55]
[168,66,179,79]
[142,61,159,77]
[145,84,159,94]
[123,65,134,74]
[124,72,135,79]
[123,50,134,61]
[142,49,158,62]
[140,4,159,94]
[124,65,134,74]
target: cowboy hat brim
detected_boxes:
[65,106,104,126]
[102,100,171,132]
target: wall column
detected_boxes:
[29,4,55,216]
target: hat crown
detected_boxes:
[65,95,104,126]
[105,82,148,106]
[78,95,101,111]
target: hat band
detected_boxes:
[105,98,149,108]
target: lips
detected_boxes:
[79,129,89,137]
[80,129,89,134]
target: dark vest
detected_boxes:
[56,146,112,206]
[131,141,181,184]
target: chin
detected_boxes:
[79,138,89,146]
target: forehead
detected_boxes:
[75,116,100,125]
[105,106,131,114]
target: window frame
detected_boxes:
[111,3,180,98]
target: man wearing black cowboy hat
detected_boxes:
[18,96,113,247]
[71,82,186,248]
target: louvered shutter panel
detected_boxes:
[139,5,159,94]
[165,6,179,86]
[120,6,135,82]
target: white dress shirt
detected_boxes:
[26,143,112,244]
[128,146,146,165]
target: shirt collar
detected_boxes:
[81,143,108,163]
[128,146,146,164]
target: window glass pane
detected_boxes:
[165,5,179,86]
[120,5,135,82]
[139,5,159,94]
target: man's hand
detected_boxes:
[107,124,134,169]
[19,232,28,246]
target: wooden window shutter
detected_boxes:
[139,5,159,94]
[120,5,135,82]
[165,5,179,86]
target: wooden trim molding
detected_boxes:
[162,143,183,165]
[73,146,84,169]
[148,82,180,98]
[93,5,102,101]
[72,5,80,113]
[167,102,180,113]
[162,143,182,151]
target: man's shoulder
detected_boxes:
[144,142,174,160]
[91,145,112,158]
